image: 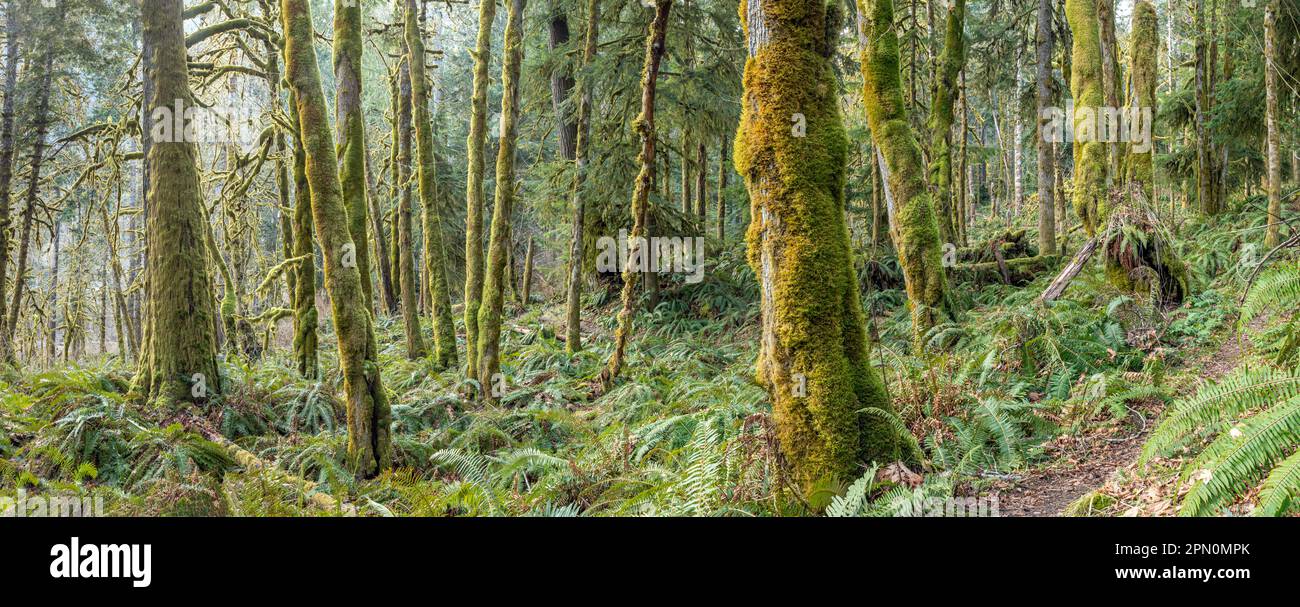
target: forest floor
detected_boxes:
[992,317,1260,517]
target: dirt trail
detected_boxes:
[992,328,1254,517]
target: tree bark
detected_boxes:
[1066,0,1108,236]
[406,0,457,369]
[0,5,18,361]
[927,0,966,246]
[1035,0,1056,255]
[478,0,527,403]
[282,0,390,477]
[333,0,373,312]
[396,58,426,359]
[464,0,496,379]
[600,0,670,393]
[138,0,222,405]
[564,0,600,354]
[857,0,952,352]
[1264,0,1282,248]
[734,0,904,497]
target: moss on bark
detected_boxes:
[736,0,904,499]
[140,0,222,407]
[333,0,373,312]
[282,0,389,478]
[405,0,457,369]
[1066,0,1108,237]
[396,58,426,359]
[855,0,952,352]
[926,0,966,246]
[478,0,527,403]
[464,0,496,378]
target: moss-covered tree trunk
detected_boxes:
[857,0,951,352]
[737,0,904,497]
[1097,0,1121,181]
[478,0,527,403]
[1193,0,1217,216]
[718,138,729,240]
[282,0,390,478]
[564,0,600,354]
[1034,0,1056,255]
[288,92,319,380]
[0,8,17,362]
[1066,0,1108,237]
[396,58,426,359]
[600,0,670,393]
[1264,0,1282,248]
[1125,0,1157,202]
[464,0,496,379]
[406,0,457,369]
[333,0,372,312]
[927,0,966,247]
[138,0,222,406]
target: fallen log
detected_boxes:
[1039,237,1099,304]
[952,254,1061,286]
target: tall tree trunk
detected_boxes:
[717,138,728,241]
[366,151,397,315]
[1193,0,1215,215]
[282,0,390,478]
[464,0,496,379]
[138,0,222,405]
[695,141,707,224]
[6,51,52,347]
[289,91,318,379]
[858,0,952,352]
[396,58,426,359]
[1035,0,1056,256]
[1264,0,1282,248]
[1097,0,1121,180]
[1066,0,1108,236]
[1125,0,1157,202]
[521,236,534,305]
[599,0,670,392]
[735,0,903,497]
[406,0,457,369]
[958,68,969,246]
[333,0,373,312]
[477,0,527,403]
[927,0,966,246]
[0,5,18,362]
[565,0,599,354]
[548,2,577,161]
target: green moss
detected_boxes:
[333,0,373,311]
[140,0,222,406]
[406,0,457,370]
[737,0,905,499]
[856,0,952,351]
[1124,1,1157,200]
[477,0,526,402]
[463,0,496,378]
[1066,0,1108,237]
[283,0,389,478]
[926,0,967,245]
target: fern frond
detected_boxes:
[1256,448,1300,516]
[1141,366,1300,465]
[1241,262,1300,326]
[1180,394,1300,516]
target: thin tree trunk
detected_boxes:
[463,0,496,379]
[1264,0,1282,248]
[1035,0,1056,255]
[396,58,426,359]
[477,0,527,403]
[564,0,599,354]
[599,0,670,393]
[0,5,19,361]
[282,0,390,477]
[333,0,373,312]
[927,0,966,246]
[406,0,457,369]
[717,137,728,241]
[858,0,952,352]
